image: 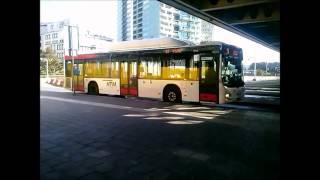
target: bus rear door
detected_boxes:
[120,61,138,96]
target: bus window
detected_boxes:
[101,61,112,78]
[139,56,161,79]
[162,54,186,80]
[84,61,92,77]
[65,60,72,77]
[139,60,147,78]
[188,54,199,81]
[111,61,119,78]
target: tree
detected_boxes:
[248,62,280,76]
[40,47,63,75]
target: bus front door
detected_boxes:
[199,56,218,102]
[73,63,84,91]
[120,61,138,96]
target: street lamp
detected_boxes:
[265,61,268,75]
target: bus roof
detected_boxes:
[108,37,190,52]
[64,38,241,60]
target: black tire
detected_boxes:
[163,86,182,103]
[88,82,99,95]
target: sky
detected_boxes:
[41,0,280,65]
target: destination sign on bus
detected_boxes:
[201,57,213,61]
[164,48,182,54]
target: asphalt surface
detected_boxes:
[40,81,280,180]
[234,79,280,106]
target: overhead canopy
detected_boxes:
[158,0,280,52]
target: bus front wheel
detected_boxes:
[163,86,182,103]
[88,82,99,95]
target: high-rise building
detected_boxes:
[40,19,113,59]
[117,0,213,44]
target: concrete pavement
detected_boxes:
[40,86,280,180]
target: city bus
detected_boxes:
[64,37,244,104]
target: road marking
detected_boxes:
[40,96,146,112]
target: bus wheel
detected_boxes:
[163,86,181,103]
[88,82,99,95]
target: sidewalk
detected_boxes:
[40,78,71,93]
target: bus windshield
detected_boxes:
[221,49,244,88]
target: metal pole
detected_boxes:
[69,26,75,95]
[72,53,75,95]
[254,60,256,81]
[46,58,49,79]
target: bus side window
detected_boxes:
[188,54,199,80]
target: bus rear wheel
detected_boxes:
[88,82,99,95]
[163,86,182,103]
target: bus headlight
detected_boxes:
[225,94,230,98]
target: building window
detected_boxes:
[174,25,179,31]
[160,15,166,19]
[160,21,168,26]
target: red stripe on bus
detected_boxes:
[199,93,217,102]
[129,87,138,96]
[121,87,137,96]
[64,54,97,60]
[74,85,84,91]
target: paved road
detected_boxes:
[245,80,280,97]
[40,83,280,180]
[237,79,280,106]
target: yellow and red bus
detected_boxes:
[64,38,244,104]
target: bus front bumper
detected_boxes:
[224,87,245,102]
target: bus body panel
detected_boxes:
[64,39,244,104]
[138,79,199,102]
[84,78,120,95]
